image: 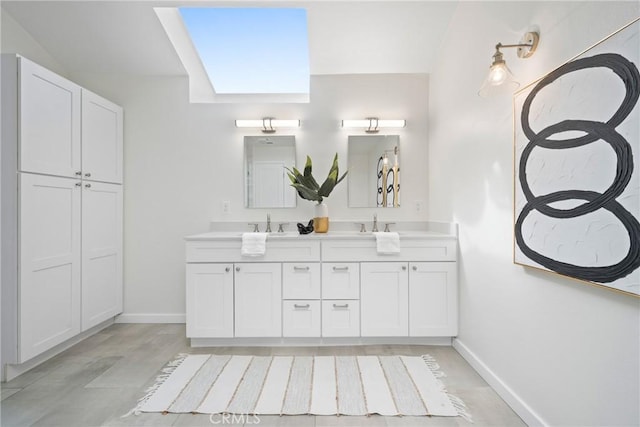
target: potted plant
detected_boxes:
[286,153,347,233]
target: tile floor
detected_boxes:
[1,324,527,426]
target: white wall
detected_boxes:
[429,2,640,426]
[1,5,429,322]
[63,72,429,322]
[0,10,67,76]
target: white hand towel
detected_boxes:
[241,232,268,256]
[373,232,400,254]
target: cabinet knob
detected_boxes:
[402,265,407,271]
[412,265,417,271]
[75,171,82,176]
[235,267,240,272]
[75,182,82,187]
[84,172,91,177]
[85,183,92,188]
[225,267,230,273]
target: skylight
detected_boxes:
[156,7,310,102]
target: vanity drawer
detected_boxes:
[322,263,359,299]
[283,263,321,299]
[322,300,360,337]
[186,240,320,263]
[283,300,321,337]
[321,239,457,262]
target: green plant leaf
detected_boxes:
[291,183,323,202]
[287,152,346,203]
[303,156,319,189]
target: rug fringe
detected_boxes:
[448,393,473,423]
[421,354,446,379]
[121,352,189,417]
[421,354,473,423]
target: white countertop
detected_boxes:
[185,230,457,241]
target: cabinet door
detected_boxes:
[322,263,359,299]
[322,300,360,337]
[283,263,320,299]
[186,264,234,338]
[283,300,321,337]
[19,57,81,178]
[409,262,458,336]
[361,262,408,337]
[81,182,123,331]
[234,263,282,337]
[81,89,123,184]
[19,173,81,363]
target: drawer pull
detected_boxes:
[235,267,240,272]
[412,265,418,271]
[225,267,230,272]
[402,265,407,271]
[294,304,310,309]
[293,266,310,271]
[332,266,349,271]
[333,303,349,309]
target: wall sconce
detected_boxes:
[341,118,406,133]
[235,118,300,133]
[478,31,540,97]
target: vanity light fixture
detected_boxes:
[478,31,540,98]
[235,117,300,133]
[341,118,406,133]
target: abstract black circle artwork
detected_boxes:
[513,19,640,297]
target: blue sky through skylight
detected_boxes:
[179,7,309,94]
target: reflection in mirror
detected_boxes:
[348,135,400,208]
[244,135,297,208]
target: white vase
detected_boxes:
[314,201,329,233]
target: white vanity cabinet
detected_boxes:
[361,262,409,337]
[283,263,320,299]
[234,263,282,337]
[282,262,321,337]
[321,263,360,337]
[185,232,458,345]
[409,262,458,336]
[283,301,321,337]
[2,55,124,374]
[186,264,234,338]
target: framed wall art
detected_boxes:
[513,18,640,297]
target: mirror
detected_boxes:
[348,135,400,208]
[244,135,297,208]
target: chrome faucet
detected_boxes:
[265,213,272,233]
[372,213,378,232]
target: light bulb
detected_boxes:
[478,60,519,97]
[488,64,508,85]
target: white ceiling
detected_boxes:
[1,1,459,77]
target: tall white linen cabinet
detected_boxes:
[1,54,123,378]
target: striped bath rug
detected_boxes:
[129,354,470,419]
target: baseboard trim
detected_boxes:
[4,318,114,382]
[453,338,547,427]
[191,336,453,347]
[115,313,186,324]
